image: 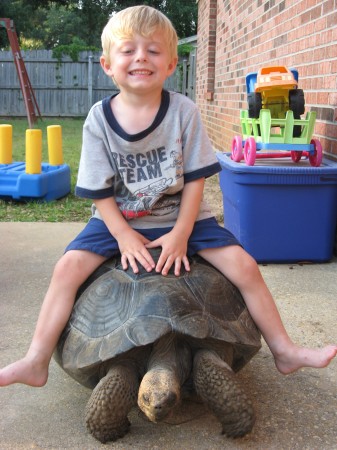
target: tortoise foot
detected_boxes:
[193,349,255,438]
[85,365,139,443]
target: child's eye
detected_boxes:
[121,48,134,54]
[149,49,160,55]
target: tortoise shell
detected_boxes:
[54,250,261,387]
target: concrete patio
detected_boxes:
[0,222,336,450]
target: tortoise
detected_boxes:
[54,248,261,443]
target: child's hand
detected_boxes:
[117,229,155,274]
[146,230,190,276]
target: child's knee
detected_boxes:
[53,251,87,282]
[236,249,260,284]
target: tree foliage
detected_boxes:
[0,0,197,50]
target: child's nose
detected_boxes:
[135,49,147,62]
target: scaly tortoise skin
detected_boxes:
[54,248,261,443]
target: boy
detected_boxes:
[0,5,336,388]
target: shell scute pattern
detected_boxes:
[55,253,260,384]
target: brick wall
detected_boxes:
[196,0,337,160]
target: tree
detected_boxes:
[90,0,197,39]
[163,1,197,38]
[0,0,197,50]
[39,4,83,48]
[0,0,77,48]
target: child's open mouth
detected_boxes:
[129,70,153,76]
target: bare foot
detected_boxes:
[274,344,337,375]
[0,356,49,387]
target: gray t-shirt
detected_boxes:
[76,90,221,229]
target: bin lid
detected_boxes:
[216,152,337,177]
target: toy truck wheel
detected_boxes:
[291,151,303,163]
[309,139,323,167]
[289,89,305,117]
[244,137,256,166]
[289,89,305,137]
[289,89,305,116]
[248,93,262,118]
[231,136,243,162]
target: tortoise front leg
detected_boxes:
[85,364,139,443]
[193,349,255,438]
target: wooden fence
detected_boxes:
[0,48,196,118]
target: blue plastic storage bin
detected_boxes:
[217,152,337,263]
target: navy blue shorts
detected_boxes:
[65,217,241,258]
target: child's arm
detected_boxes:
[146,177,205,276]
[94,197,155,274]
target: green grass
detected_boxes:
[0,118,92,222]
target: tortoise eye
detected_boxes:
[142,394,150,405]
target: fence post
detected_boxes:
[188,49,196,101]
[88,52,93,111]
[182,59,187,96]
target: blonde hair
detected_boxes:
[101,5,178,64]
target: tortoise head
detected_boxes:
[138,369,180,422]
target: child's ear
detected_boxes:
[167,57,178,76]
[100,55,114,77]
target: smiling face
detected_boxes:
[100,6,178,95]
[100,32,177,94]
